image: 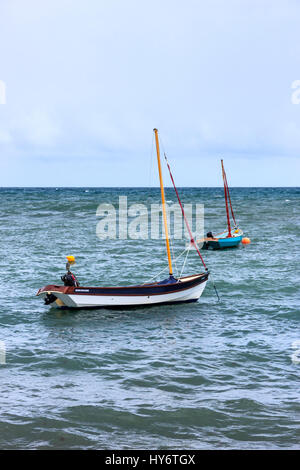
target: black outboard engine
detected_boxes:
[206,231,214,238]
[44,293,57,305]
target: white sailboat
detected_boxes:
[36,129,209,309]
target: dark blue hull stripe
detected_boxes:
[72,274,208,296]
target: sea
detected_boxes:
[0,187,299,449]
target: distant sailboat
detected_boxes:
[36,129,209,309]
[201,160,243,250]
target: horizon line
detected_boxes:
[0,185,299,189]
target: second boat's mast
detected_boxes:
[221,159,231,237]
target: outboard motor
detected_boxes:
[44,293,57,305]
[206,231,214,238]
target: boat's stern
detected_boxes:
[36,285,76,308]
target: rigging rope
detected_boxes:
[163,152,208,271]
[209,271,220,302]
[163,147,220,302]
[170,237,179,278]
[180,245,190,278]
[142,245,190,285]
[143,133,221,301]
[142,143,220,301]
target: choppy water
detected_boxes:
[0,187,299,449]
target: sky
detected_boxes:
[0,0,300,187]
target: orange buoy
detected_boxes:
[242,237,251,245]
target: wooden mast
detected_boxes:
[154,128,173,276]
[221,159,231,237]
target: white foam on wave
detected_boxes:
[291,341,300,364]
[291,351,300,364]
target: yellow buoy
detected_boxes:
[242,237,251,245]
[66,255,76,265]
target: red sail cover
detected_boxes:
[221,160,238,236]
[224,169,237,227]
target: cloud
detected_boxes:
[18,109,61,147]
[0,0,300,185]
[0,129,12,144]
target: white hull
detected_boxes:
[37,274,208,309]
